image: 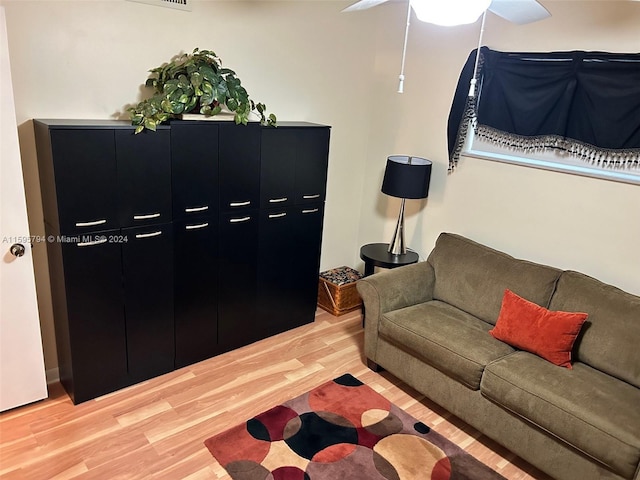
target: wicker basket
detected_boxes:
[317,266,363,316]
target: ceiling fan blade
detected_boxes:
[488,0,551,24]
[342,0,390,13]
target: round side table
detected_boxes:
[359,243,419,277]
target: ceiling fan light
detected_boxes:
[410,0,491,26]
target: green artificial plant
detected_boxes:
[128,48,276,133]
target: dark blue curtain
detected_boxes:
[448,47,640,172]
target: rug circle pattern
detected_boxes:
[204,374,506,480]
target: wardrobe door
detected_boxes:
[257,207,297,338]
[171,122,219,221]
[116,128,172,228]
[257,205,324,337]
[121,224,174,381]
[174,217,219,367]
[218,123,261,213]
[57,233,127,403]
[290,204,325,326]
[47,128,118,234]
[294,127,330,205]
[260,128,295,209]
[218,211,259,350]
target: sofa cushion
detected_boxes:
[490,289,588,368]
[379,300,514,389]
[482,352,640,479]
[427,233,562,325]
[549,270,640,389]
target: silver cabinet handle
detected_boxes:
[77,238,108,247]
[135,231,162,239]
[185,206,209,213]
[185,222,209,230]
[229,216,251,223]
[75,219,107,227]
[269,197,288,203]
[229,201,251,207]
[133,213,161,220]
[302,194,320,199]
[302,208,319,214]
[268,213,287,219]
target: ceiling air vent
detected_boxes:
[126,0,191,12]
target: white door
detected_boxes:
[0,6,48,412]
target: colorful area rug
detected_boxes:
[204,374,506,480]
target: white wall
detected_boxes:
[2,0,639,373]
[357,1,640,297]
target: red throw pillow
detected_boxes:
[489,289,588,369]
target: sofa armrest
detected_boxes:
[356,261,435,361]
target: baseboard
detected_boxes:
[45,367,59,385]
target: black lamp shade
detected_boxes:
[381,155,432,199]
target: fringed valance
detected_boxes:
[447,47,640,172]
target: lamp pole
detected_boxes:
[388,198,407,255]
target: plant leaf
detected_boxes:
[190,71,202,88]
[199,65,216,83]
[144,118,157,131]
[201,81,214,105]
[226,98,238,111]
[185,96,197,113]
[163,80,180,95]
[177,74,190,89]
[161,98,173,112]
[172,102,185,114]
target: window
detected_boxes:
[448,47,640,185]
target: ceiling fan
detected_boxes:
[343,0,551,26]
[343,0,552,93]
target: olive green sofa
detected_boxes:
[356,232,640,480]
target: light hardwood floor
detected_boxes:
[0,309,551,480]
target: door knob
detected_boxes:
[10,243,26,257]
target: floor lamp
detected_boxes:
[381,155,432,255]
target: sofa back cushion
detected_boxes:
[549,271,640,388]
[428,233,562,325]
